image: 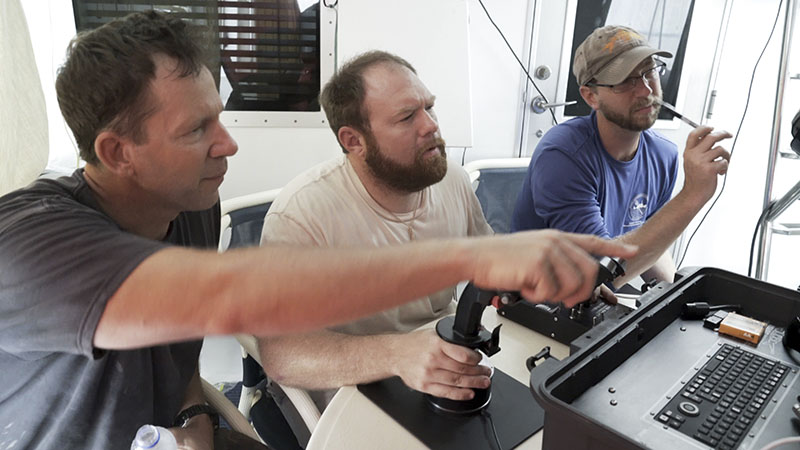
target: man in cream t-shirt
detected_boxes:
[257,51,493,409]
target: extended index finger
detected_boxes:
[561,233,638,260]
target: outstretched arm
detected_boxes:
[94,230,638,349]
[613,126,731,287]
[258,328,490,401]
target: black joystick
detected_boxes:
[427,283,502,414]
[426,257,626,414]
[596,256,626,287]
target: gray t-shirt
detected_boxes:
[0,170,219,449]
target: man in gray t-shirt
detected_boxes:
[0,172,215,448]
[0,10,637,450]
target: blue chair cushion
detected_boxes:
[473,167,528,234]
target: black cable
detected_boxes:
[517,2,537,158]
[481,408,502,450]
[681,301,742,319]
[676,0,784,269]
[747,202,774,277]
[322,0,337,7]
[711,304,741,311]
[476,0,558,127]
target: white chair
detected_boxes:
[462,158,531,234]
[218,189,321,449]
[219,189,283,253]
[201,377,262,442]
[235,335,321,441]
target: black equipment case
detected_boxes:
[529,267,800,450]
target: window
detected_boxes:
[71,0,334,126]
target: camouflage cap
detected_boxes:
[573,25,672,86]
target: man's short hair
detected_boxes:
[55,10,211,165]
[319,50,416,153]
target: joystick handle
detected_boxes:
[596,256,626,287]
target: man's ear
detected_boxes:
[579,85,599,110]
[94,130,135,176]
[338,126,367,157]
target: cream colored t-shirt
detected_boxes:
[261,155,493,335]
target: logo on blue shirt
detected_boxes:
[625,193,648,228]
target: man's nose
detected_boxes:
[419,109,439,136]
[634,76,654,95]
[211,122,239,158]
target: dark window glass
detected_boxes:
[72,1,321,112]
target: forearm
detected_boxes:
[614,189,703,287]
[169,368,214,448]
[179,368,207,412]
[96,240,473,349]
[639,251,676,284]
[96,231,639,349]
[258,331,401,390]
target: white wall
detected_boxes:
[219,127,339,199]
[675,0,800,290]
[466,0,531,161]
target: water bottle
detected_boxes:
[130,424,178,450]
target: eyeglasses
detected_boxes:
[587,61,667,94]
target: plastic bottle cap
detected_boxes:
[131,424,177,450]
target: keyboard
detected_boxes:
[655,344,790,449]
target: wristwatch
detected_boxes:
[173,403,219,430]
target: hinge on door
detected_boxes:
[706,90,717,120]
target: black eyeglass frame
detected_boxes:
[585,60,668,94]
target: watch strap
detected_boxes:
[173,403,219,429]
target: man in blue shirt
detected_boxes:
[512,25,732,288]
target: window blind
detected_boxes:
[72,1,321,112]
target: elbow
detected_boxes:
[265,365,292,385]
[257,339,295,385]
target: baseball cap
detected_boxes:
[573,25,673,86]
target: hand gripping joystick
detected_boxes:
[427,283,503,414]
[426,257,626,414]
